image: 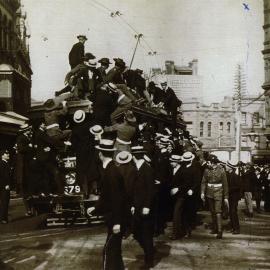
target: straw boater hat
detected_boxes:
[159,137,172,146]
[19,123,31,133]
[182,151,195,162]
[95,139,116,151]
[73,110,85,123]
[226,160,237,169]
[89,125,104,136]
[77,35,87,40]
[131,145,147,154]
[115,151,132,164]
[169,154,182,163]
[107,83,118,93]
[85,59,97,68]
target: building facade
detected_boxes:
[0,0,32,116]
[182,96,235,149]
[151,59,203,102]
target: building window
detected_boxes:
[200,121,204,137]
[253,112,260,124]
[207,122,212,137]
[227,122,231,133]
[219,122,223,132]
[241,112,247,124]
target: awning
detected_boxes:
[0,111,28,135]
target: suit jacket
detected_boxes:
[95,161,126,226]
[105,66,125,84]
[132,162,156,212]
[69,42,84,69]
[0,160,11,191]
[172,163,201,198]
[104,122,136,142]
[93,89,118,126]
[163,87,182,113]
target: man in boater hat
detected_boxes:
[131,145,156,269]
[88,139,126,270]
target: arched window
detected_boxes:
[207,122,212,137]
[227,122,231,133]
[219,122,223,132]
[200,121,204,137]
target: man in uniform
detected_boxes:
[105,58,126,84]
[69,35,87,69]
[0,150,11,224]
[201,155,228,239]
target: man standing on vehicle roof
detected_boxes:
[69,35,88,69]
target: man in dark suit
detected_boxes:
[225,161,241,234]
[88,139,126,270]
[69,35,87,69]
[71,110,97,198]
[93,84,118,126]
[0,150,11,224]
[105,58,126,84]
[16,124,34,216]
[131,145,156,269]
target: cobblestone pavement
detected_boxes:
[0,199,269,270]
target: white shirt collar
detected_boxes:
[135,159,145,170]
[173,165,180,175]
[103,158,112,169]
[186,163,192,168]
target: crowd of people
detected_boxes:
[0,34,270,269]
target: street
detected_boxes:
[0,199,269,270]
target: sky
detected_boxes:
[22,0,264,104]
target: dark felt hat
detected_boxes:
[83,52,96,61]
[77,35,87,40]
[98,58,112,65]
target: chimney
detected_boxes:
[165,60,175,74]
[190,59,198,75]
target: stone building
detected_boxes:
[0,0,31,147]
[182,96,235,149]
[151,59,203,102]
[0,0,32,116]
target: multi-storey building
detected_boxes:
[0,0,32,116]
[151,59,203,102]
[0,0,31,146]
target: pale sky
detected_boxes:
[22,0,264,104]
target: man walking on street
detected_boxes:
[201,155,229,239]
[88,139,126,270]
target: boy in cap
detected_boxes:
[69,35,88,69]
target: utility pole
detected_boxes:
[234,64,246,163]
[129,34,143,69]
